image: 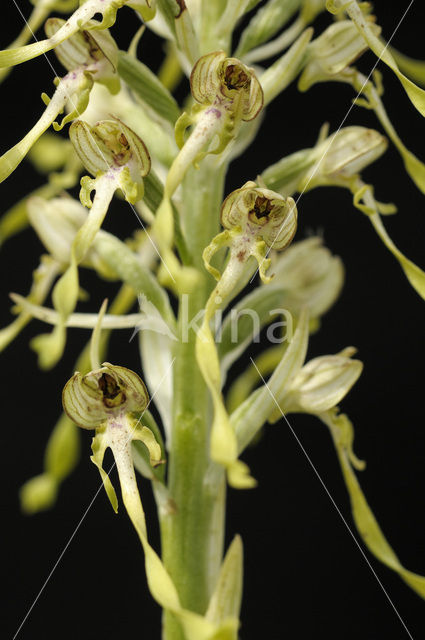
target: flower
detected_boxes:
[190,51,263,122]
[221,180,297,250]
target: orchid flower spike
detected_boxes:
[31,118,150,370]
[0,19,119,185]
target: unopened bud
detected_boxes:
[280,348,363,414]
[299,19,380,91]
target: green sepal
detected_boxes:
[44,17,120,95]
[70,118,151,193]
[117,51,180,124]
[91,429,119,512]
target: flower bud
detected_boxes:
[190,51,263,122]
[63,362,149,430]
[299,19,380,91]
[270,236,344,318]
[299,126,388,191]
[320,126,387,178]
[221,180,297,250]
[280,348,363,414]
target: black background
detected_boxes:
[2,1,425,638]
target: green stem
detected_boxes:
[160,159,227,640]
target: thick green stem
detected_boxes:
[160,160,227,640]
